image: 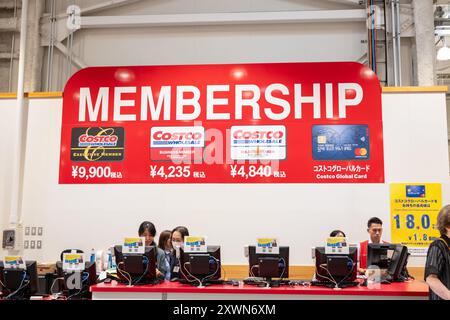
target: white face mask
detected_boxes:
[172,241,183,249]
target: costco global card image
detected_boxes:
[406,185,426,198]
[312,125,370,161]
[70,127,125,162]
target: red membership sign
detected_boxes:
[59,62,384,184]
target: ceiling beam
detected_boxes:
[76,10,367,29]
[321,0,363,7]
[0,17,19,31]
[0,0,21,10]
[54,0,146,20]
[53,41,88,69]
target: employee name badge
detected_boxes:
[62,253,85,272]
[4,256,26,270]
[256,238,280,254]
[123,237,145,254]
[184,236,207,253]
[325,237,349,255]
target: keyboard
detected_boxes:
[177,278,224,286]
[243,277,265,283]
[310,280,359,288]
[243,278,293,287]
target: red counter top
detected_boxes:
[91,280,428,297]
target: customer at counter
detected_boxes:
[425,205,450,300]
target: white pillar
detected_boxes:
[9,0,28,226]
[412,0,436,86]
[25,0,44,92]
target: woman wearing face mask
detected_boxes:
[170,226,189,280]
[158,230,173,280]
[138,221,169,280]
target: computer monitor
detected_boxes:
[179,246,221,287]
[314,246,358,286]
[367,243,409,281]
[0,261,39,300]
[114,245,158,285]
[55,261,97,299]
[390,245,410,280]
[248,246,289,280]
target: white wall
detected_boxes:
[1,91,448,267]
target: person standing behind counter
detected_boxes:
[358,217,388,274]
[138,221,169,280]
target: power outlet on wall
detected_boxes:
[2,226,24,251]
[2,230,16,249]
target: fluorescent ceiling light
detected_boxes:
[437,46,450,61]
